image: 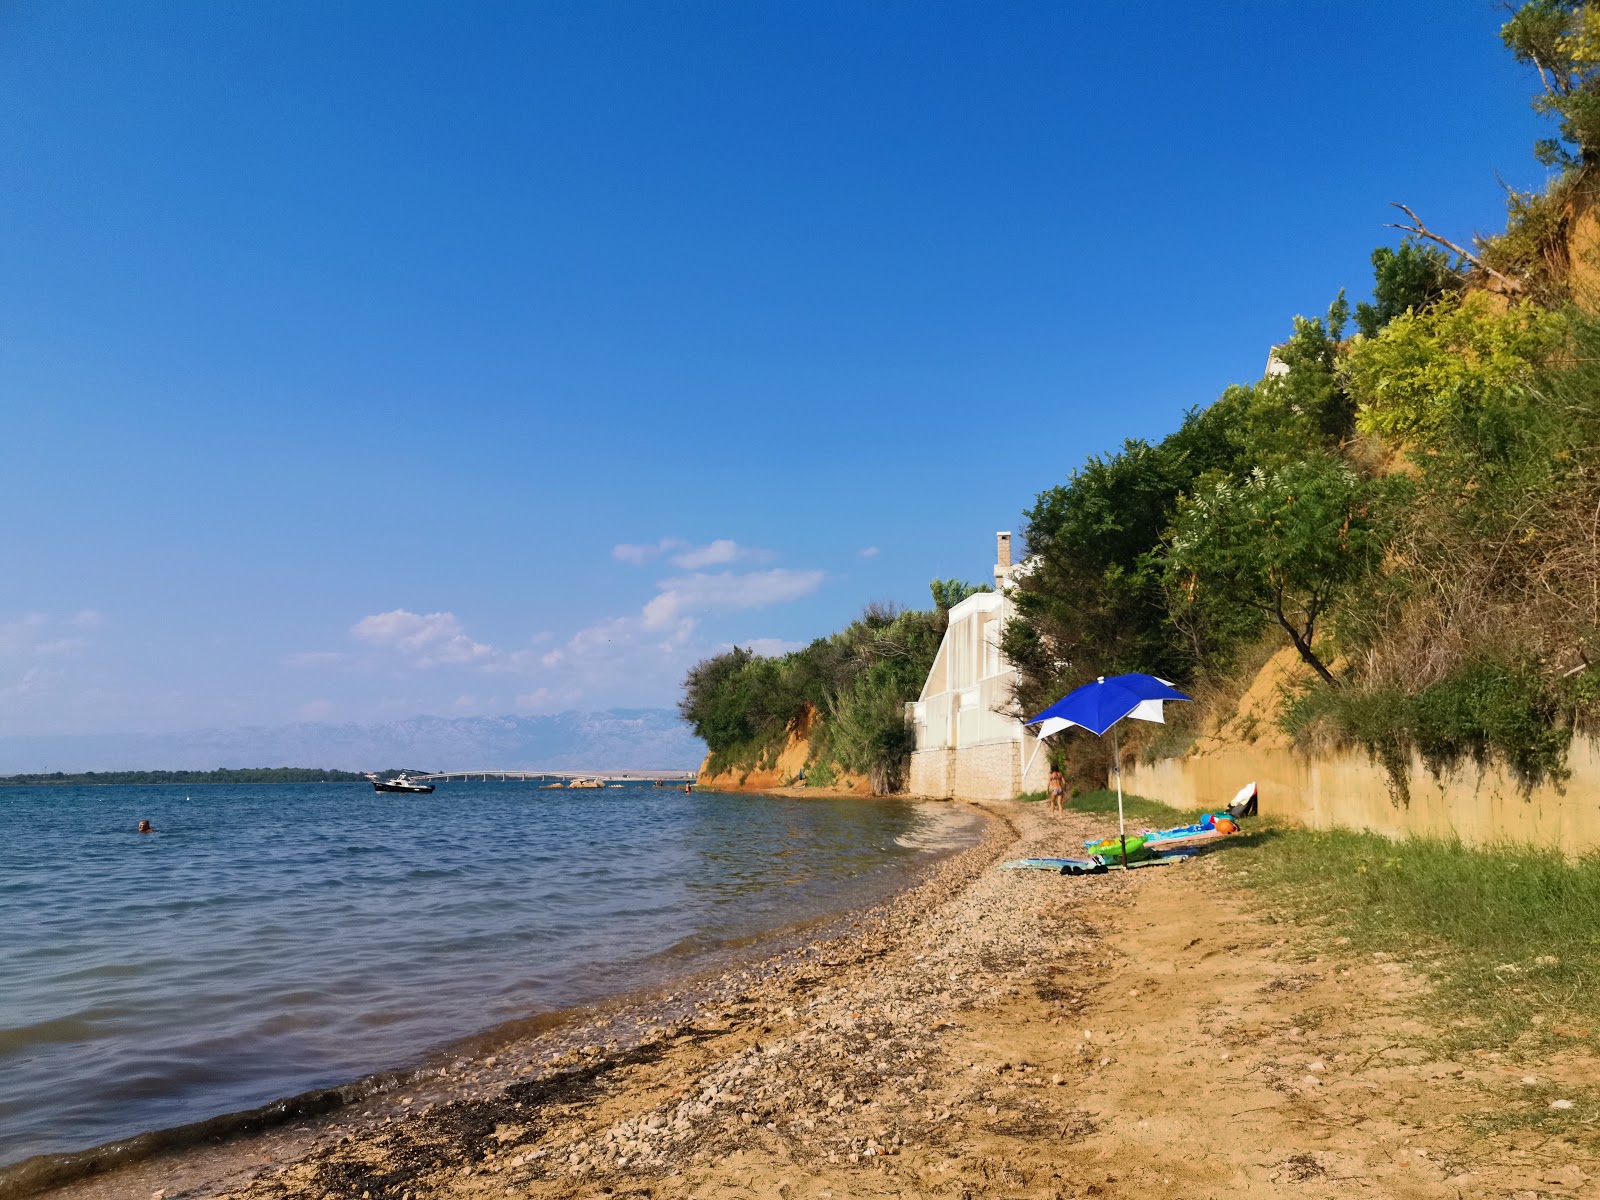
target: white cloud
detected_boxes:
[32,637,89,658]
[298,699,334,720]
[857,546,881,558]
[311,558,823,716]
[516,687,582,712]
[641,569,826,630]
[670,539,739,569]
[613,538,682,566]
[540,616,641,667]
[70,609,105,628]
[669,540,774,569]
[0,612,108,731]
[350,609,496,667]
[0,613,96,659]
[0,665,44,703]
[613,537,773,570]
[0,615,48,656]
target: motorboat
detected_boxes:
[367,772,435,794]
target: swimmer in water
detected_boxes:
[137,819,154,834]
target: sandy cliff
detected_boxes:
[693,708,873,795]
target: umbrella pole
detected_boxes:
[1114,724,1128,869]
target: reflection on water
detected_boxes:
[0,782,977,1165]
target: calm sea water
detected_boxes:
[0,782,977,1166]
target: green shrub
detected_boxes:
[1285,659,1573,801]
[1353,241,1465,337]
[679,583,971,792]
[1344,293,1565,444]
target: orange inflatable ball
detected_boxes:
[1212,817,1238,835]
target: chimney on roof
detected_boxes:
[995,531,1012,590]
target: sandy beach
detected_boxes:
[28,799,1600,1200]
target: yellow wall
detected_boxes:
[1122,737,1600,856]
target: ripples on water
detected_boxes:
[0,782,979,1165]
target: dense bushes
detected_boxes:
[1008,257,1600,797]
[679,584,984,793]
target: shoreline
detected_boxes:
[5,798,1000,1200]
[21,798,1600,1198]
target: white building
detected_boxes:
[906,532,1051,800]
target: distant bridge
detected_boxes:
[403,768,698,784]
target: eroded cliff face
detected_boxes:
[693,708,873,795]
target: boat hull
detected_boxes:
[372,781,435,794]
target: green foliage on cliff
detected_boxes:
[680,585,980,794]
[1501,0,1600,168]
[1167,455,1387,686]
[1011,261,1600,794]
[1004,6,1600,796]
[1343,294,1566,441]
[1353,242,1465,338]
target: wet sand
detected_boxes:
[24,798,1600,1200]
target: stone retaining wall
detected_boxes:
[909,739,1051,802]
[1121,736,1600,856]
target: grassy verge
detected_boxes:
[1217,824,1600,1057]
[1041,788,1600,1057]
[1065,787,1212,825]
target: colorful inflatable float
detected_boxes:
[1002,782,1258,875]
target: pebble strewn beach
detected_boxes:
[37,798,1600,1200]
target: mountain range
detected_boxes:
[0,710,706,774]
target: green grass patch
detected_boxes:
[1066,788,1212,825]
[1219,825,1600,1054]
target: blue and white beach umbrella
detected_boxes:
[1026,673,1192,860]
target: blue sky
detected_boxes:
[1,2,1554,736]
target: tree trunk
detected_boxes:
[1274,612,1337,685]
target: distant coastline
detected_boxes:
[0,768,369,787]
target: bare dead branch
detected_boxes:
[1385,202,1527,295]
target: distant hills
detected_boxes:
[0,710,705,775]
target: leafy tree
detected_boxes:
[678,597,948,792]
[1166,455,1385,685]
[679,645,759,749]
[1343,293,1565,444]
[827,664,920,793]
[1256,293,1356,447]
[1005,297,1369,714]
[929,578,992,613]
[1354,241,1465,337]
[1004,438,1203,713]
[1501,0,1600,167]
